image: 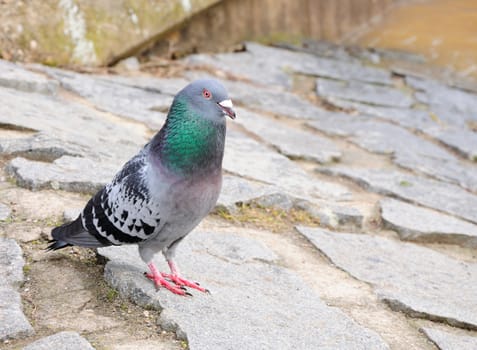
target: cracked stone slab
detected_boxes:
[308,116,477,191]
[0,238,34,340]
[235,108,341,163]
[296,227,477,330]
[38,66,169,129]
[0,85,146,193]
[0,203,11,221]
[6,156,118,194]
[380,198,477,247]
[0,59,58,95]
[330,100,477,160]
[431,128,477,161]
[245,42,392,85]
[406,76,477,120]
[23,331,95,350]
[98,230,389,350]
[420,327,477,350]
[320,167,477,224]
[324,99,436,132]
[317,78,414,108]
[225,131,351,201]
[0,237,25,286]
[217,175,278,213]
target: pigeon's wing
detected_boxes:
[81,150,163,245]
[49,148,163,249]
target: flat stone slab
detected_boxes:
[235,108,341,163]
[0,286,35,341]
[321,167,477,225]
[324,99,436,132]
[245,42,393,85]
[296,227,477,330]
[186,42,392,87]
[380,198,477,247]
[40,67,169,129]
[0,59,58,95]
[6,156,118,194]
[225,131,351,201]
[406,76,477,120]
[317,78,414,108]
[0,203,11,221]
[309,116,477,191]
[0,237,25,286]
[217,175,278,212]
[0,85,146,193]
[431,127,477,161]
[23,331,95,350]
[0,238,34,341]
[98,230,389,350]
[421,327,477,350]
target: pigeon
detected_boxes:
[48,79,236,295]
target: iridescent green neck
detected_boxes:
[153,98,225,176]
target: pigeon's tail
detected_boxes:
[47,215,112,251]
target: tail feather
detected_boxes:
[47,215,112,251]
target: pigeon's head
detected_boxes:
[176,79,236,122]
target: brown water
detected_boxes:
[355,0,477,78]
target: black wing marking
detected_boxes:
[81,149,163,245]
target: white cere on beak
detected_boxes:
[218,99,233,109]
[218,99,236,119]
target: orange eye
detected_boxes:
[202,89,212,99]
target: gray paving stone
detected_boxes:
[296,227,477,329]
[0,85,146,193]
[0,59,59,95]
[98,230,389,350]
[380,198,477,247]
[186,42,392,88]
[431,128,477,161]
[235,108,341,163]
[421,327,477,350]
[245,42,392,85]
[184,43,300,88]
[39,67,169,129]
[225,131,351,201]
[0,237,25,286]
[295,201,363,229]
[317,78,414,108]
[23,331,95,350]
[0,203,11,221]
[0,287,34,341]
[308,116,477,191]
[324,99,435,132]
[6,156,118,194]
[0,238,34,341]
[321,167,477,225]
[184,53,292,88]
[406,76,477,120]
[317,96,477,162]
[216,175,278,213]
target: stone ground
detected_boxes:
[0,41,477,349]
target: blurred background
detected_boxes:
[0,0,476,81]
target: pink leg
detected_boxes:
[161,260,209,293]
[145,262,190,296]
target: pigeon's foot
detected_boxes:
[162,273,209,293]
[164,259,209,293]
[146,263,191,296]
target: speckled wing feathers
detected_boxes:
[81,148,162,245]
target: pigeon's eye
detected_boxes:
[202,89,212,99]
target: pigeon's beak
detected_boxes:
[218,99,236,120]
